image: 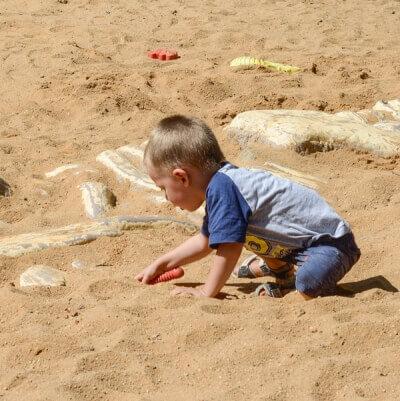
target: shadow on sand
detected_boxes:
[174,275,398,298]
[336,275,398,297]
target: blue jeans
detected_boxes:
[287,233,361,297]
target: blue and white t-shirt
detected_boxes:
[201,163,350,258]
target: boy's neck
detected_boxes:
[187,165,219,200]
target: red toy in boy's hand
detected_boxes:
[149,267,184,285]
[148,49,179,61]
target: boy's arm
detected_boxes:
[171,242,243,298]
[135,232,212,284]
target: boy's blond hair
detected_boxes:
[144,115,225,173]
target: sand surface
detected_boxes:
[1,0,400,400]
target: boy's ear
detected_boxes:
[172,168,190,187]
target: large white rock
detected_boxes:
[226,107,400,157]
[20,265,66,287]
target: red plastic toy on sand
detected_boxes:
[149,267,184,284]
[148,49,179,61]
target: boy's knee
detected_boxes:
[295,268,322,297]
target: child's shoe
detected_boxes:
[233,256,297,286]
[232,255,273,278]
[254,282,283,298]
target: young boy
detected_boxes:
[135,115,360,299]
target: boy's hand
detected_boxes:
[135,233,212,285]
[135,262,170,284]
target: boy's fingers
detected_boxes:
[135,268,156,283]
[141,273,155,285]
[134,272,144,281]
[136,266,164,285]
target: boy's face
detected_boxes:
[147,164,204,212]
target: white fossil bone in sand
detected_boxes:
[0,216,197,257]
[79,181,116,219]
[355,109,396,124]
[116,145,144,161]
[20,265,66,287]
[373,121,400,133]
[372,99,400,120]
[226,109,400,157]
[96,150,158,191]
[334,111,367,124]
[264,161,325,183]
[45,164,81,178]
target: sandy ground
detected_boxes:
[1,0,400,400]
